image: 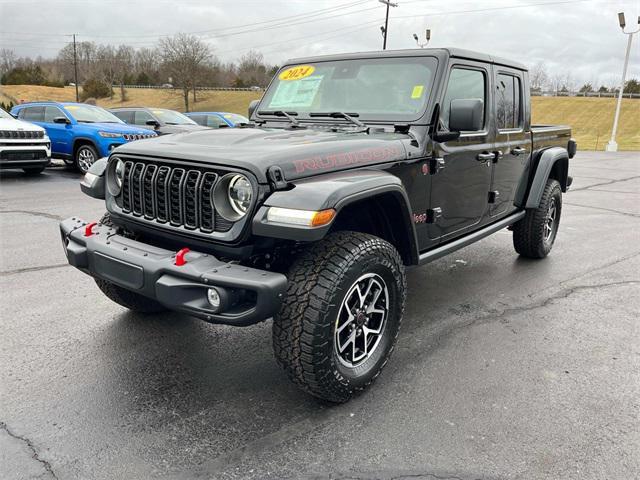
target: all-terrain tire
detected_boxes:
[513,178,562,258]
[272,231,406,403]
[94,212,167,314]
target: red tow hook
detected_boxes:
[84,222,98,237]
[175,248,190,266]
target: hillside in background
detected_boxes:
[2,85,638,150]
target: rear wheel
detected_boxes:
[75,143,98,174]
[273,231,406,403]
[513,178,562,258]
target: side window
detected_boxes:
[441,68,486,131]
[206,116,227,128]
[113,111,134,123]
[496,73,521,130]
[134,110,154,126]
[20,106,45,122]
[188,114,204,126]
[44,106,65,123]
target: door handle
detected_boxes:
[476,152,494,162]
[511,146,527,156]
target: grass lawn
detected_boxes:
[2,85,638,150]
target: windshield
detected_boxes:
[260,56,437,122]
[152,109,197,125]
[64,104,124,123]
[0,108,12,119]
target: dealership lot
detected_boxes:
[1,151,638,479]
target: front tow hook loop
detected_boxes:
[84,222,98,237]
[175,248,190,266]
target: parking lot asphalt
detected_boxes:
[1,151,638,480]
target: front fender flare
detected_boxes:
[252,169,419,262]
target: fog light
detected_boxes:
[207,288,221,309]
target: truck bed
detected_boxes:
[531,124,572,152]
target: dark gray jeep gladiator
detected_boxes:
[60,48,575,402]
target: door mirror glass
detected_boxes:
[449,98,484,132]
[53,116,70,124]
[248,99,260,118]
[145,119,160,127]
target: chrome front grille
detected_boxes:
[119,160,232,233]
[123,133,155,141]
[0,130,45,139]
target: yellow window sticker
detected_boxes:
[66,106,78,109]
[279,65,315,81]
[411,85,424,99]
[152,110,163,114]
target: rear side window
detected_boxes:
[20,106,45,122]
[441,68,486,130]
[496,73,522,130]
[187,114,205,126]
[113,111,134,123]
[44,106,65,123]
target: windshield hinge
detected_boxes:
[267,166,289,191]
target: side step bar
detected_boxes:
[418,211,525,265]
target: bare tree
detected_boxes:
[529,61,549,92]
[0,48,16,78]
[158,34,211,111]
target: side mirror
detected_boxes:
[248,99,260,118]
[53,116,70,124]
[449,98,484,132]
[145,119,160,128]
[79,158,108,200]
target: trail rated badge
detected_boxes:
[279,65,315,81]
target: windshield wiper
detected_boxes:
[309,111,365,128]
[257,110,299,126]
[77,120,95,123]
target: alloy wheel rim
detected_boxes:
[334,273,389,368]
[544,197,557,242]
[78,148,95,173]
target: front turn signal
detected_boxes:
[266,207,336,227]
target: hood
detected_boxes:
[159,124,211,135]
[0,117,45,133]
[115,126,410,183]
[88,122,155,136]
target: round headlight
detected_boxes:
[228,174,252,215]
[212,173,254,222]
[115,159,125,188]
[107,157,125,196]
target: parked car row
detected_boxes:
[1,102,250,175]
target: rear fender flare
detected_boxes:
[520,147,569,209]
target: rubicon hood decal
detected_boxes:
[292,145,404,174]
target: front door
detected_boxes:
[491,68,529,217]
[43,106,73,155]
[429,63,494,242]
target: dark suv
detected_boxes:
[61,48,575,402]
[110,107,210,135]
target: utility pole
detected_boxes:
[379,0,398,50]
[72,34,79,102]
[606,12,639,152]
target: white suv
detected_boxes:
[0,108,51,174]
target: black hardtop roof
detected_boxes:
[286,47,527,72]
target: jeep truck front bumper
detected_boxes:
[59,217,288,326]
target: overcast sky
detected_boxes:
[1,0,639,87]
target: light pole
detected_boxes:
[379,0,398,50]
[413,29,431,48]
[606,12,639,152]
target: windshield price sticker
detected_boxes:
[411,85,425,99]
[279,65,316,81]
[269,75,324,109]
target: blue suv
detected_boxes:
[11,102,156,173]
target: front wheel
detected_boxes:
[273,232,406,403]
[513,178,562,258]
[75,144,98,174]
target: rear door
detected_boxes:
[429,62,495,242]
[490,67,529,217]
